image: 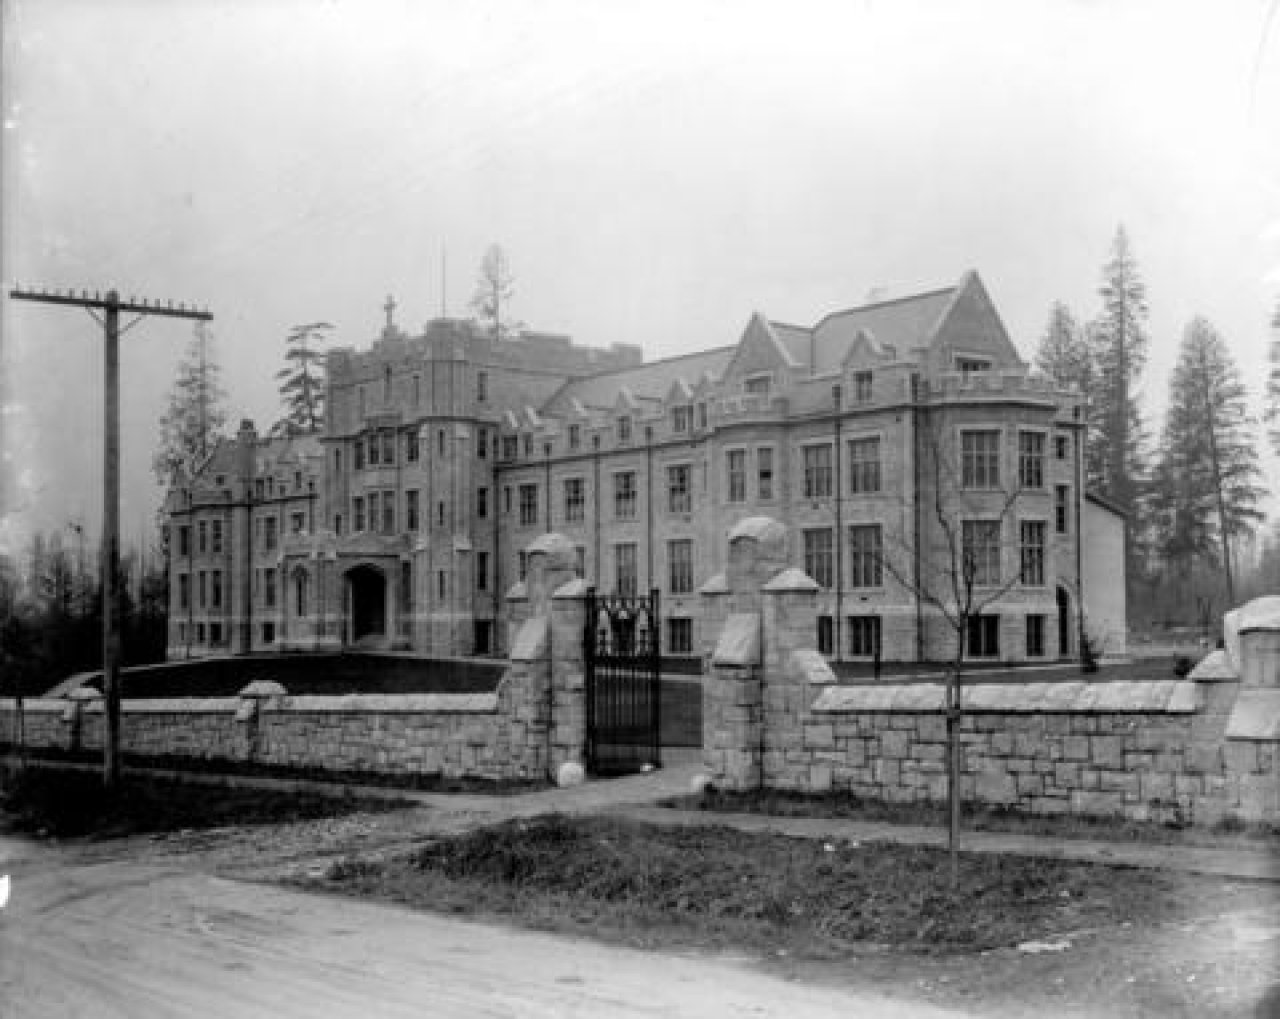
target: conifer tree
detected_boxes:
[1151,317,1265,604]
[469,244,522,340]
[1263,298,1280,455]
[274,321,332,436]
[153,322,228,484]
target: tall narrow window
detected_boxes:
[803,528,833,589]
[477,487,488,519]
[726,450,746,502]
[803,444,833,498]
[477,371,488,402]
[369,434,381,466]
[615,543,638,596]
[568,424,581,450]
[519,484,538,526]
[353,497,366,533]
[849,524,883,588]
[757,447,774,501]
[476,551,489,591]
[667,464,691,514]
[368,492,380,533]
[406,490,420,531]
[614,471,637,519]
[668,539,693,594]
[963,520,1003,586]
[848,615,882,657]
[1020,520,1046,586]
[853,370,874,403]
[1055,486,1070,534]
[564,478,585,522]
[617,416,633,443]
[1018,432,1045,489]
[210,520,223,555]
[961,430,1001,489]
[667,618,693,655]
[406,430,419,463]
[848,437,881,494]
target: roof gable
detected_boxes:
[811,287,956,373]
[927,271,1024,373]
[723,312,799,382]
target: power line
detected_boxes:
[8,285,212,790]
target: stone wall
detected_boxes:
[2,533,591,783]
[702,515,1280,825]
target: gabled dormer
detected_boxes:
[722,312,799,394]
[924,271,1025,378]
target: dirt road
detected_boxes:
[0,839,969,1018]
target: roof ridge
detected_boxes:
[572,343,738,382]
[813,285,956,330]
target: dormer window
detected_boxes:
[697,402,708,429]
[568,424,581,450]
[744,375,771,396]
[477,371,488,402]
[617,416,633,442]
[522,434,533,456]
[853,371,874,403]
[671,405,692,433]
[956,356,992,376]
[502,435,518,461]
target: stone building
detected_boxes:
[164,272,1125,664]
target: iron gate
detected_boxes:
[584,588,662,775]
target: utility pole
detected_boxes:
[8,286,213,790]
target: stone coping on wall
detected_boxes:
[0,693,501,714]
[811,679,1203,714]
[1187,649,1238,682]
[1225,689,1280,741]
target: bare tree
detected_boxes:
[876,411,1026,886]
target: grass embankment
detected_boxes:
[668,788,1280,850]
[0,766,409,839]
[308,813,1269,955]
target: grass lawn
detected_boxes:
[0,766,411,840]
[668,787,1280,849]
[304,813,1270,956]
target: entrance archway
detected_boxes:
[1056,586,1072,657]
[347,565,387,643]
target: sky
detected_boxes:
[3,0,1280,563]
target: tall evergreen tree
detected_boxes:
[469,244,522,341]
[1263,298,1280,455]
[274,321,332,436]
[1089,226,1150,511]
[1034,302,1108,486]
[1151,317,1265,604]
[153,322,228,484]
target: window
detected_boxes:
[263,567,276,608]
[407,430,419,463]
[294,471,302,491]
[564,478,585,522]
[295,570,309,617]
[1018,432,1045,489]
[803,444,833,498]
[517,550,528,580]
[757,447,774,500]
[1055,485,1070,534]
[263,516,278,551]
[437,501,445,527]
[335,513,343,536]
[477,427,487,459]
[697,402,707,429]
[210,622,223,645]
[211,570,223,609]
[198,571,207,609]
[817,615,833,656]
[477,371,488,402]
[502,435,518,460]
[1026,614,1046,657]
[726,449,746,502]
[476,551,489,591]
[354,439,365,470]
[178,525,191,556]
[568,424,581,450]
[383,364,392,402]
[332,451,340,475]
[614,471,637,519]
[848,615,882,658]
[957,356,992,375]
[575,546,586,578]
[290,511,305,535]
[178,573,190,610]
[368,492,380,533]
[667,464,691,514]
[211,520,223,554]
[438,570,447,600]
[848,437,881,494]
[967,615,1000,658]
[197,623,206,644]
[961,430,1001,489]
[853,370,874,403]
[672,405,692,432]
[503,486,512,514]
[413,374,420,406]
[744,375,771,396]
[477,487,488,519]
[963,520,1003,586]
[1020,521,1046,586]
[262,621,275,644]
[617,416,633,443]
[369,434,381,466]
[401,562,413,612]
[198,521,208,555]
[849,524,883,588]
[803,528,833,589]
[519,484,539,526]
[667,618,693,655]
[615,543,638,596]
[353,497,366,532]
[407,490,420,531]
[668,539,694,594]
[1055,434,1069,460]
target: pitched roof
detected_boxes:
[810,286,956,373]
[542,345,736,414]
[769,321,813,367]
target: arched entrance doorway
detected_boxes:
[1056,586,1072,658]
[347,565,387,644]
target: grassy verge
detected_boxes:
[0,766,410,840]
[665,788,1280,850]
[303,814,1270,956]
[1,745,548,796]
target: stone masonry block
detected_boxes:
[1090,735,1124,768]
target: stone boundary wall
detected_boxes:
[702,515,1280,825]
[0,533,592,783]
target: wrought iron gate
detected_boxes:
[584,588,662,775]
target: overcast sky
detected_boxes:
[3,0,1279,561]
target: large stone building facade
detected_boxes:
[164,271,1124,664]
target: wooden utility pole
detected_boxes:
[8,287,213,789]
